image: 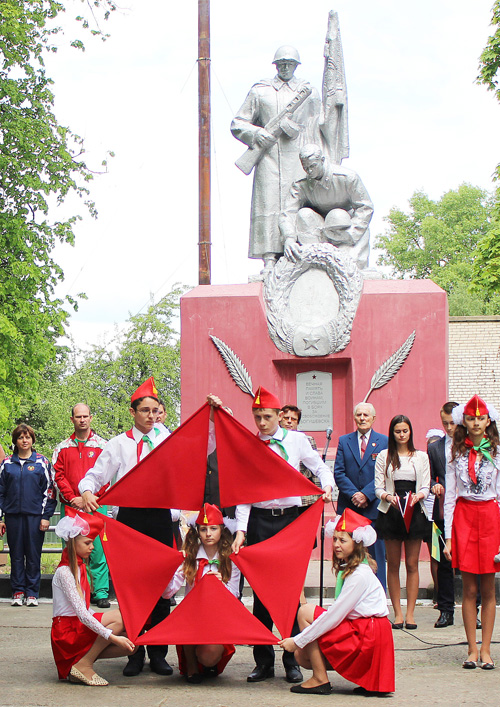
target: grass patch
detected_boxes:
[0,543,62,575]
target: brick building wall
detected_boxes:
[449,316,500,408]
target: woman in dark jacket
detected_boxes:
[0,424,56,606]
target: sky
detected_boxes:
[45,0,500,349]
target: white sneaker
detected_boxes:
[11,592,25,606]
[26,596,38,607]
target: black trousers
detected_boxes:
[117,507,173,659]
[434,518,455,614]
[247,507,300,669]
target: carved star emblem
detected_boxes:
[303,335,320,350]
[312,375,316,379]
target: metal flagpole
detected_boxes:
[198,0,211,284]
[320,427,332,607]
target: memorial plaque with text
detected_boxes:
[296,371,333,431]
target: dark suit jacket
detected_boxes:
[334,430,388,520]
[428,435,447,521]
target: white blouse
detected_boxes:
[162,545,240,600]
[444,447,500,538]
[52,566,112,641]
[294,563,388,649]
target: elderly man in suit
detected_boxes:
[427,401,458,628]
[334,402,388,589]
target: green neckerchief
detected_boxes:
[335,558,369,599]
[142,427,161,452]
[468,436,494,465]
[266,428,289,461]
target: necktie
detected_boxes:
[360,435,367,458]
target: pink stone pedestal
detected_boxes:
[180,279,448,449]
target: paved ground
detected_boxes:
[1,597,499,707]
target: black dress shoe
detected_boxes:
[186,672,203,683]
[285,666,303,683]
[434,611,454,628]
[247,665,275,682]
[149,657,174,676]
[352,686,391,696]
[95,597,111,609]
[123,654,145,676]
[290,682,332,694]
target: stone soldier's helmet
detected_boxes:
[272,45,301,65]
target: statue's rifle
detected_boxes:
[235,83,312,175]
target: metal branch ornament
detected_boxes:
[363,330,416,403]
[209,335,254,397]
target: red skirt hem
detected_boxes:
[176,643,235,676]
[313,607,395,693]
[51,613,104,680]
[451,498,500,574]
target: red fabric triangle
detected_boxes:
[231,500,324,638]
[213,407,321,507]
[99,404,210,510]
[134,573,278,646]
[100,517,183,642]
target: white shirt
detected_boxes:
[444,447,500,538]
[294,563,388,649]
[162,545,240,599]
[52,565,112,640]
[78,425,170,516]
[235,427,334,532]
[78,425,170,493]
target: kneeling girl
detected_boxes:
[162,503,240,683]
[280,509,394,695]
[51,509,135,685]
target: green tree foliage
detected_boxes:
[0,1,114,431]
[477,0,500,102]
[16,288,184,459]
[375,184,500,315]
[473,0,500,294]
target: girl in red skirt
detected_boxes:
[279,508,395,695]
[51,509,135,685]
[162,503,240,683]
[444,395,500,670]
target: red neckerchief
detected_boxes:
[194,557,209,585]
[464,437,478,484]
[193,556,220,585]
[57,548,90,608]
[125,428,159,464]
[464,436,493,485]
[125,428,146,464]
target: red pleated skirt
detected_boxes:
[51,613,104,680]
[176,643,235,676]
[314,607,395,693]
[451,497,500,574]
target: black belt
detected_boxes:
[251,506,298,517]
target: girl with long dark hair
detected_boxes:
[162,503,240,683]
[375,415,431,629]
